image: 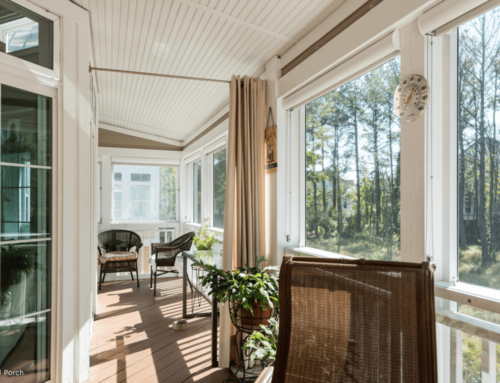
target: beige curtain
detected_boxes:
[219,75,267,368]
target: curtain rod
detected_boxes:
[89,67,231,84]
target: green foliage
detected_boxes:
[305,58,401,259]
[193,217,218,250]
[159,166,177,221]
[0,245,34,306]
[194,255,279,321]
[243,318,279,364]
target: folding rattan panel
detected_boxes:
[272,256,437,383]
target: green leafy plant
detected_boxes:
[243,318,279,365]
[1,245,34,306]
[193,217,218,250]
[194,254,279,320]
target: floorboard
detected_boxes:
[91,278,229,382]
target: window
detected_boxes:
[213,148,226,229]
[305,58,401,260]
[457,7,500,291]
[193,160,202,224]
[0,84,52,382]
[131,185,151,219]
[112,164,177,222]
[0,0,53,69]
[131,173,151,182]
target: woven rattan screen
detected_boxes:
[272,256,437,383]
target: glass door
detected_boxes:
[0,84,52,382]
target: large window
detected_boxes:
[213,148,226,229]
[305,58,401,260]
[112,164,177,222]
[457,7,500,291]
[0,84,52,382]
[0,0,53,69]
[193,160,202,224]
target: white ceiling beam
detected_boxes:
[179,0,297,43]
[99,122,183,147]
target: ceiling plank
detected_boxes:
[179,0,297,43]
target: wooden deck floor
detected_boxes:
[89,277,229,383]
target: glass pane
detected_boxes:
[1,85,52,167]
[213,149,226,229]
[0,241,50,319]
[112,164,177,222]
[458,7,500,290]
[0,0,53,69]
[159,166,177,221]
[305,58,401,260]
[193,161,202,224]
[0,312,50,382]
[1,166,51,242]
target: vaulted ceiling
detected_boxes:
[74,0,344,144]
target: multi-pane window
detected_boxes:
[305,58,401,260]
[0,0,53,69]
[457,6,500,291]
[213,148,226,229]
[0,84,52,382]
[193,160,202,224]
[112,164,177,222]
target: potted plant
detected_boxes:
[243,318,279,366]
[193,217,218,251]
[195,255,279,326]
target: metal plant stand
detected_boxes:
[224,299,278,383]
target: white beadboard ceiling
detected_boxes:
[74,0,343,144]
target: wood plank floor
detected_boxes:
[89,277,229,383]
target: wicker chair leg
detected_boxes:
[136,264,140,288]
[130,271,134,281]
[153,269,157,296]
[150,265,152,288]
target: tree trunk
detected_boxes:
[354,109,361,232]
[373,109,381,236]
[458,62,468,249]
[478,17,490,265]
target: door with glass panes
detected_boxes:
[0,82,53,383]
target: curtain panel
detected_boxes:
[219,75,267,367]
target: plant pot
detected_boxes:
[237,300,274,327]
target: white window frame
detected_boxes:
[0,0,60,84]
[0,60,58,383]
[292,19,500,318]
[109,160,180,225]
[183,134,227,233]
[428,24,500,315]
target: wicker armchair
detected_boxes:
[97,230,143,290]
[256,255,437,383]
[150,232,195,296]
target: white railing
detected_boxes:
[436,304,499,382]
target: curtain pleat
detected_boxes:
[219,75,267,368]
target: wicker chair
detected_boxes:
[256,255,437,383]
[150,232,195,296]
[97,230,143,290]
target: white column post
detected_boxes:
[482,339,497,382]
[101,155,113,230]
[400,20,427,263]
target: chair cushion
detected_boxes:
[100,251,138,264]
